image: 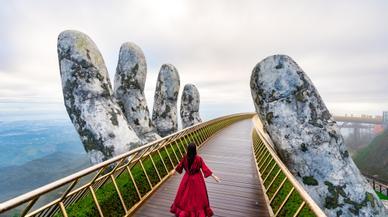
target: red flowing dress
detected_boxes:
[170,155,214,217]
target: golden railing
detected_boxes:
[251,115,327,217]
[0,113,253,217]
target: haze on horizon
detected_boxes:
[1,0,388,120]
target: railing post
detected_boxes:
[148,155,162,181]
[196,128,203,143]
[89,185,104,217]
[174,139,184,157]
[386,187,388,196]
[169,141,181,163]
[204,126,210,139]
[193,130,201,145]
[59,201,69,217]
[190,131,200,146]
[157,149,169,174]
[163,145,175,167]
[139,159,153,189]
[110,174,128,212]
[200,128,207,141]
[20,196,39,217]
[182,134,189,148]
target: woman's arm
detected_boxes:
[201,157,221,182]
[211,174,221,182]
[174,157,185,174]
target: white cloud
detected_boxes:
[1,0,387,119]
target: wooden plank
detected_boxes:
[133,119,270,217]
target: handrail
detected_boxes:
[251,115,327,217]
[362,172,388,186]
[363,174,388,197]
[0,113,254,217]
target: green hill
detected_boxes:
[353,129,388,182]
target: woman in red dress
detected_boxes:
[170,142,220,217]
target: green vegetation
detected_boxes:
[60,148,174,216]
[265,167,315,216]
[254,139,315,217]
[52,132,205,217]
[353,130,388,181]
[376,191,388,200]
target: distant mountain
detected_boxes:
[0,151,90,202]
[353,130,388,182]
[0,119,84,167]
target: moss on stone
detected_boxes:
[295,90,306,102]
[324,181,376,214]
[324,181,347,209]
[303,176,318,186]
[366,192,375,208]
[344,191,377,215]
[325,196,340,209]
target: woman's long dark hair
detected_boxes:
[187,142,197,170]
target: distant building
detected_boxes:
[383,111,388,129]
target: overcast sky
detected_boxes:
[1,0,388,120]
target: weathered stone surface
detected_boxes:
[152,64,180,137]
[114,42,161,143]
[250,55,386,216]
[57,30,141,164]
[180,84,202,128]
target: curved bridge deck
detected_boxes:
[134,119,269,217]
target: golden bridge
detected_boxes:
[0,113,386,217]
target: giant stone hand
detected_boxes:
[250,55,387,217]
[57,30,142,164]
[58,30,201,164]
[152,64,180,137]
[180,84,202,128]
[114,42,161,144]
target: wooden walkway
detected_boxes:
[133,119,269,217]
